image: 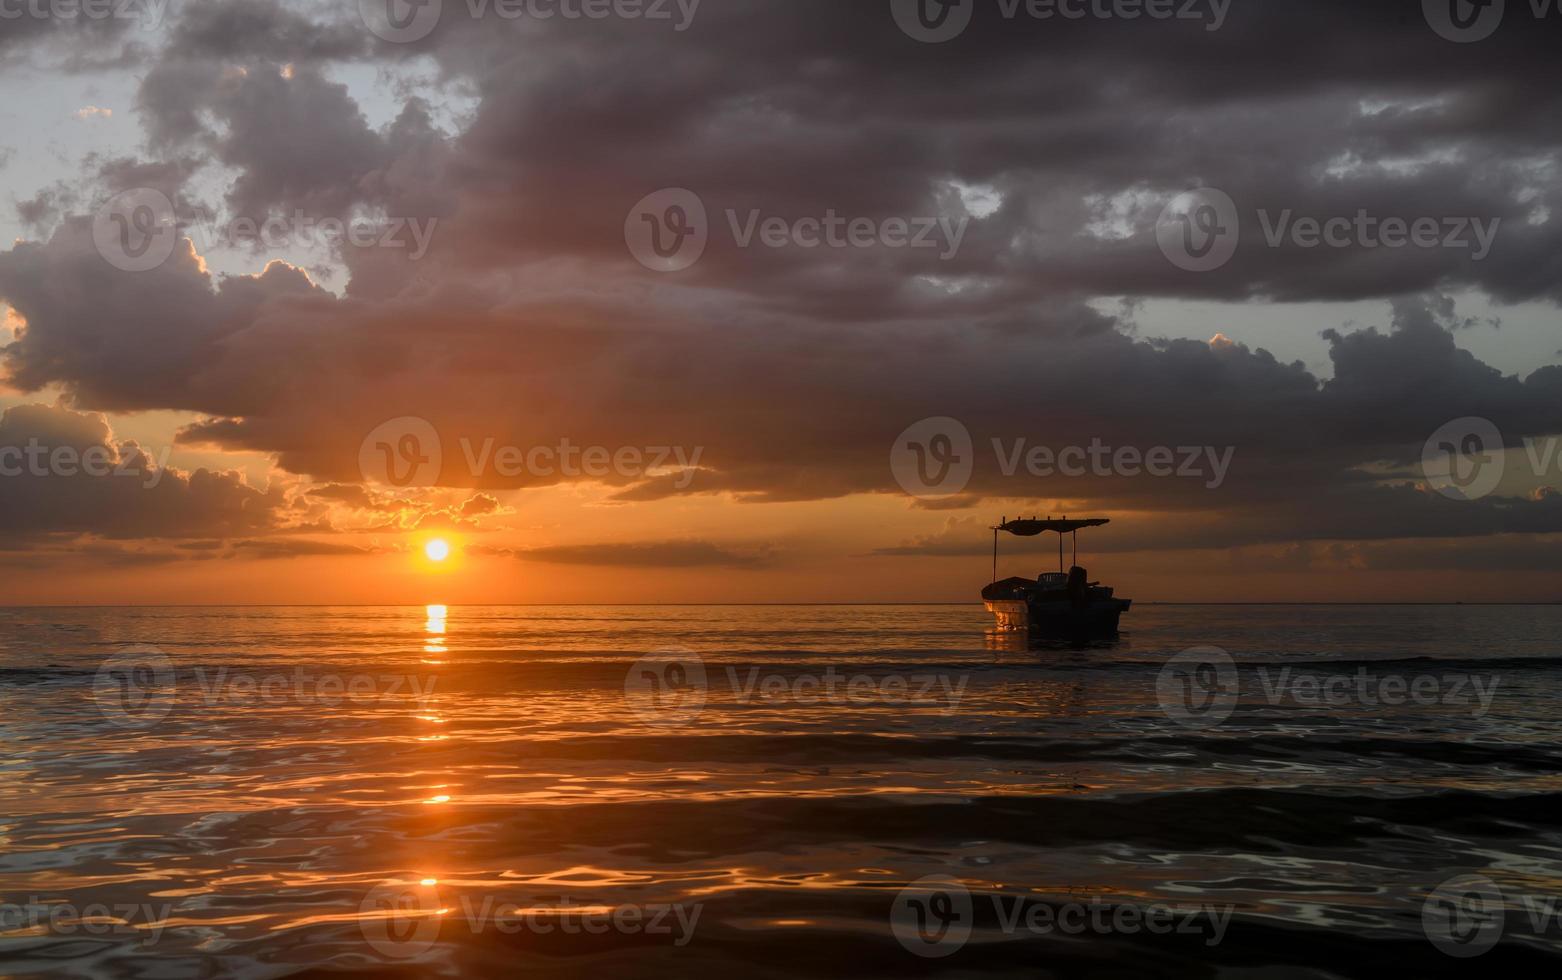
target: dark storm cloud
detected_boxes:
[1343,535,1562,573]
[306,483,400,510]
[227,538,374,559]
[874,483,1562,557]
[490,540,776,569]
[5,209,1562,547]
[0,217,326,410]
[0,403,286,540]
[379,0,1562,309]
[1,0,1561,555]
[110,0,1562,314]
[138,60,416,220]
[0,0,151,67]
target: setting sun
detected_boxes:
[424,539,451,562]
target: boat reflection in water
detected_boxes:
[983,625,1129,656]
[981,517,1132,639]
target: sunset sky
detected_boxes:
[2,0,1561,604]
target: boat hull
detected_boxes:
[985,597,1131,634]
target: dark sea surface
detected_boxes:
[1,604,1560,978]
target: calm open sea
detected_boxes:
[1,604,1560,978]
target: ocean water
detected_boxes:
[1,604,1560,978]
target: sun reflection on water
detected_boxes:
[424,603,448,659]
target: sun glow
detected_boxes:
[424,539,451,562]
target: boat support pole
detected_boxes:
[992,527,998,584]
[1058,533,1064,573]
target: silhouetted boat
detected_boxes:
[981,517,1131,634]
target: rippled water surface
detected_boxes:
[2,604,1561,978]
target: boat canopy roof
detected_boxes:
[995,518,1110,537]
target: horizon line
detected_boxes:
[3,601,1561,609]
